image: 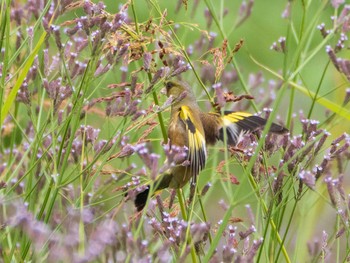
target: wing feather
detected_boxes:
[220,111,288,146]
[179,106,207,182]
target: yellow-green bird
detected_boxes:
[134,80,288,211]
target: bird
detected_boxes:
[133,80,288,211]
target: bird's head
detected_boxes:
[164,80,196,106]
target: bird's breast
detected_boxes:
[168,114,188,147]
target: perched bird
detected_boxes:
[134,80,288,211]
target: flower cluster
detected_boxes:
[318,5,350,81]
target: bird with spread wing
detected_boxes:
[134,80,288,211]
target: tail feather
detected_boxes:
[134,172,173,211]
[134,186,150,211]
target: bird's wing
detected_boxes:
[179,106,207,180]
[220,111,288,146]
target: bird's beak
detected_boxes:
[160,87,167,95]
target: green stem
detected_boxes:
[203,204,234,261]
[245,168,291,263]
[307,61,330,119]
[197,189,213,244]
[177,189,198,263]
[275,199,298,262]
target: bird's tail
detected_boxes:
[134,172,173,211]
[220,111,288,146]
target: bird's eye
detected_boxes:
[166,82,174,90]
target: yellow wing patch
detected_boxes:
[223,112,252,123]
[179,106,207,180]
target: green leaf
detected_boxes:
[0,31,47,125]
[251,56,350,121]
